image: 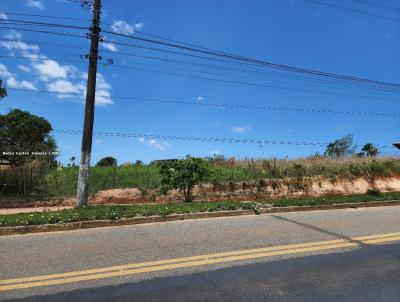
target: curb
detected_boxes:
[1,200,399,236]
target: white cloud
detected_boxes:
[197,96,204,101]
[79,72,113,105]
[94,139,102,144]
[134,22,144,31]
[111,20,144,35]
[231,126,252,133]
[19,80,37,90]
[26,0,44,10]
[0,13,8,20]
[111,20,134,34]
[0,29,114,106]
[0,63,12,78]
[96,73,112,90]
[6,77,37,90]
[47,79,85,97]
[101,42,118,52]
[0,40,39,53]
[4,30,22,40]
[33,60,70,80]
[95,90,113,106]
[17,65,31,73]
[138,137,170,151]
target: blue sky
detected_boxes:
[0,0,399,164]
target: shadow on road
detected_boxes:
[270,214,400,259]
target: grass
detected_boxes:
[2,156,400,198]
[1,191,399,228]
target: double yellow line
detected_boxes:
[1,232,400,292]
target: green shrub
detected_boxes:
[158,156,210,202]
[366,188,381,196]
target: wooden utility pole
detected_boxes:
[76,0,101,207]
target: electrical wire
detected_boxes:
[102,39,400,94]
[102,29,400,91]
[4,52,397,101]
[0,26,86,38]
[306,0,400,22]
[52,129,395,149]
[0,11,90,22]
[105,63,400,102]
[354,0,400,12]
[102,56,400,96]
[0,19,88,30]
[0,35,395,95]
[6,87,399,118]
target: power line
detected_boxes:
[102,21,235,57]
[102,29,400,91]
[3,55,398,101]
[0,55,87,64]
[105,63,400,102]
[0,19,88,30]
[52,129,395,149]
[5,52,397,101]
[306,0,400,23]
[0,34,394,95]
[354,0,400,13]
[110,96,400,118]
[0,26,86,38]
[0,37,87,51]
[0,11,90,22]
[103,54,400,96]
[6,87,399,118]
[103,39,400,94]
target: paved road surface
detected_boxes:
[1,206,399,301]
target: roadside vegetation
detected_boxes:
[1,191,400,228]
[2,155,399,199]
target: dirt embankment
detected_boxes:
[89,175,400,204]
[2,175,400,208]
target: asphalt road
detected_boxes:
[1,206,400,301]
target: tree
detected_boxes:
[324,134,356,158]
[0,80,7,99]
[358,143,379,157]
[0,109,57,167]
[159,156,210,202]
[96,156,117,167]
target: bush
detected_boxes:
[366,188,381,196]
[158,156,210,202]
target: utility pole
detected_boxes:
[76,0,101,207]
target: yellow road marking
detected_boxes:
[1,232,399,291]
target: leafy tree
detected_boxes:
[96,156,117,167]
[0,109,57,167]
[360,143,379,157]
[159,156,210,202]
[0,80,7,99]
[324,134,356,158]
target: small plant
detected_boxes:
[257,179,266,192]
[366,188,381,196]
